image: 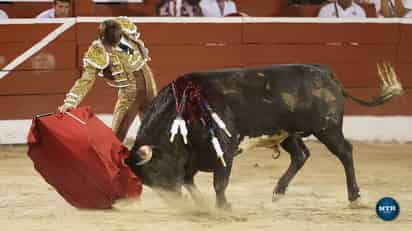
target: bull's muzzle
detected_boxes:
[136,145,153,166]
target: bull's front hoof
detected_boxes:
[348,197,370,209]
[272,190,285,202]
[216,202,232,211]
[272,193,285,202]
[113,197,138,209]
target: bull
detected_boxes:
[126,63,403,209]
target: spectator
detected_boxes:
[36,0,72,18]
[199,0,238,17]
[157,0,203,16]
[318,0,367,17]
[362,0,412,17]
[404,0,412,16]
[0,9,8,19]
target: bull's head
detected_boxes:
[128,140,188,191]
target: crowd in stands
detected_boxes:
[290,0,412,18]
[157,0,203,16]
[0,0,411,19]
[316,0,412,18]
[318,0,367,18]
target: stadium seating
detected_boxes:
[282,3,377,17]
[0,2,52,18]
[0,0,378,18]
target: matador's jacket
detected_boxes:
[62,17,157,139]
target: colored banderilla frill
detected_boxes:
[169,80,230,167]
[169,83,189,144]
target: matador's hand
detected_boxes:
[58,103,75,112]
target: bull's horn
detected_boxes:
[136,145,153,166]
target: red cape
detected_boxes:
[27,107,142,209]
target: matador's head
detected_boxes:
[98,19,122,47]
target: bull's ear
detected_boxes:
[136,145,153,166]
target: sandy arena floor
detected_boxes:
[0,141,411,231]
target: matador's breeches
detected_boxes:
[111,70,146,133]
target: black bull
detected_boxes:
[126,64,403,209]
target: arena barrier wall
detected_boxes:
[0,17,411,143]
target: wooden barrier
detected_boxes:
[74,0,158,17]
[235,0,287,17]
[0,18,411,120]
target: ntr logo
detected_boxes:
[378,205,397,213]
[376,197,400,221]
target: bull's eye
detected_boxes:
[264,81,271,91]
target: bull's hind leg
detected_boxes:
[213,159,233,210]
[314,127,364,208]
[273,135,310,201]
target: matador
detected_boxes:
[59,17,157,141]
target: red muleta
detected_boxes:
[27,107,142,209]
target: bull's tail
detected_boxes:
[337,63,403,107]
